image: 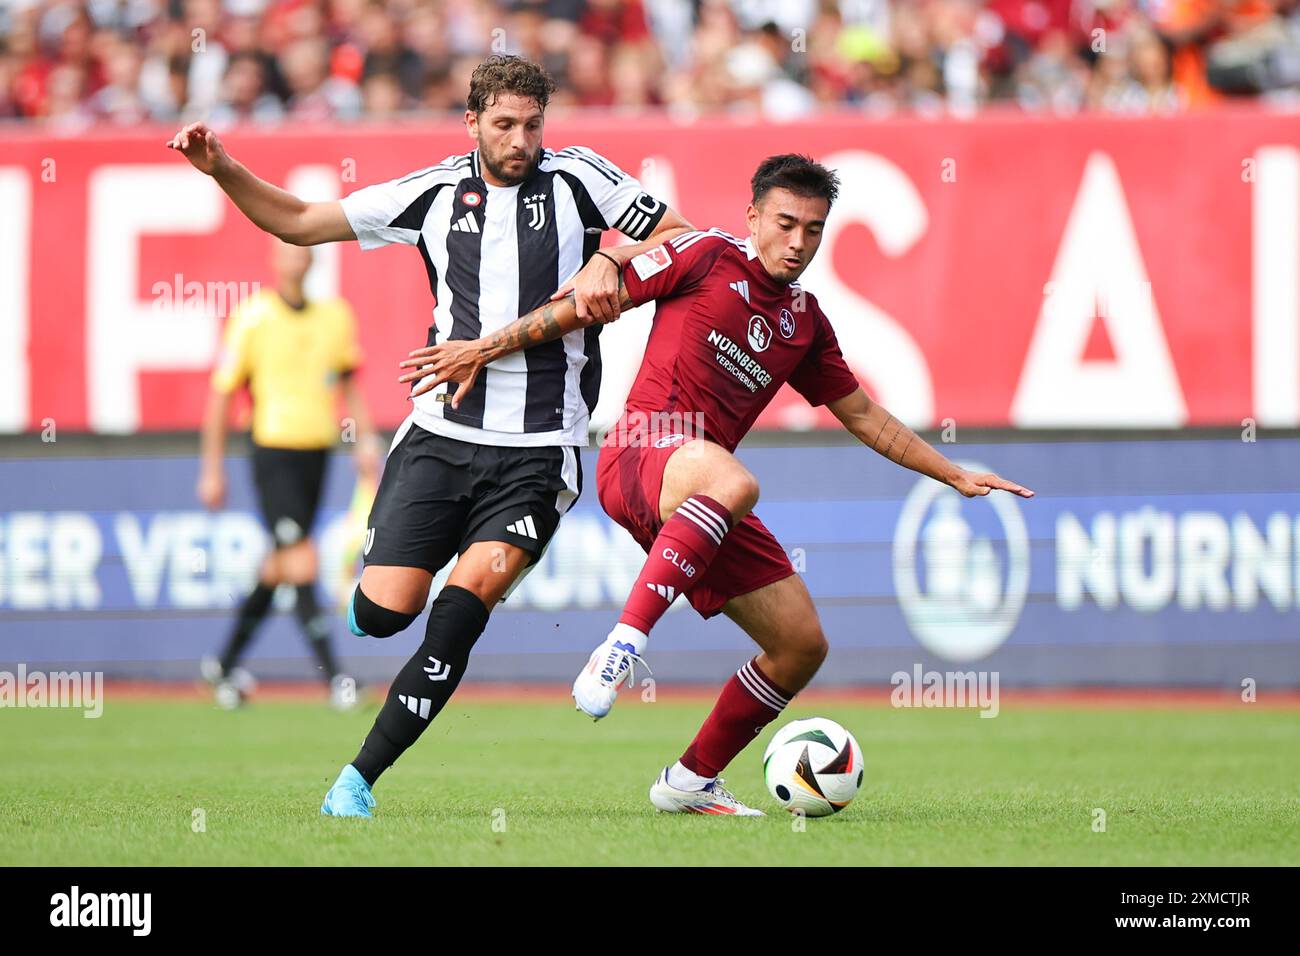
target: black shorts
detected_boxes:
[251,444,329,547]
[363,420,582,574]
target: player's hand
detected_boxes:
[554,251,620,324]
[197,470,226,510]
[398,340,484,408]
[165,122,230,176]
[949,470,1034,499]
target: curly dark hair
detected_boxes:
[750,154,841,209]
[467,55,558,114]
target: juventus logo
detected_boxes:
[423,656,451,682]
[523,193,547,231]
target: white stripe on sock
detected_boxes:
[743,660,790,704]
[681,497,730,539]
[676,506,722,545]
[738,662,788,711]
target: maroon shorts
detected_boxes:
[595,430,795,618]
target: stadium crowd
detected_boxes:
[3,0,1300,126]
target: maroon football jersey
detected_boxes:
[617,229,860,451]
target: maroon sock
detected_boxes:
[680,657,792,777]
[618,495,732,635]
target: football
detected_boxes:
[762,717,864,816]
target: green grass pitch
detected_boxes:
[2,696,1296,866]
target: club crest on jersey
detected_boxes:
[779,308,796,339]
[747,314,773,353]
[461,191,482,207]
[523,193,547,231]
[631,245,672,280]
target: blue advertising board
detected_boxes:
[1,436,1297,685]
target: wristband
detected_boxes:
[592,250,621,271]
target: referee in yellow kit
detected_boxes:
[197,238,380,709]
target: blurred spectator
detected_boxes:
[209,50,285,124]
[5,0,1300,127]
[280,35,362,118]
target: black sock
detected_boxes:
[351,585,489,786]
[218,582,275,674]
[294,584,338,681]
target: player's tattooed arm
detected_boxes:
[559,210,692,324]
[828,388,1035,499]
[398,276,634,408]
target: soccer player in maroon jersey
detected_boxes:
[401,154,1034,814]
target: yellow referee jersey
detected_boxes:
[211,290,362,449]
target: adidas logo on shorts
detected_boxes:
[506,515,539,539]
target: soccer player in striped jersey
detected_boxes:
[169,55,692,817]
[401,154,1034,815]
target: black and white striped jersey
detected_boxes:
[340,146,668,447]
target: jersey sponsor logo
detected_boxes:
[653,432,686,448]
[747,314,773,353]
[779,308,796,339]
[462,191,482,207]
[523,193,547,231]
[363,527,375,556]
[707,328,774,390]
[451,213,480,233]
[631,245,672,281]
[729,280,750,304]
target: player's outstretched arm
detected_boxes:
[399,278,635,408]
[828,387,1035,499]
[165,122,354,246]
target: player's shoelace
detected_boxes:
[705,778,739,806]
[342,787,374,812]
[596,643,651,689]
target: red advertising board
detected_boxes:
[2,108,1298,434]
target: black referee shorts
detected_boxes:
[250,443,329,547]
[362,420,582,574]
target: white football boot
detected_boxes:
[199,655,223,685]
[648,767,765,816]
[572,624,649,720]
[212,665,255,710]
